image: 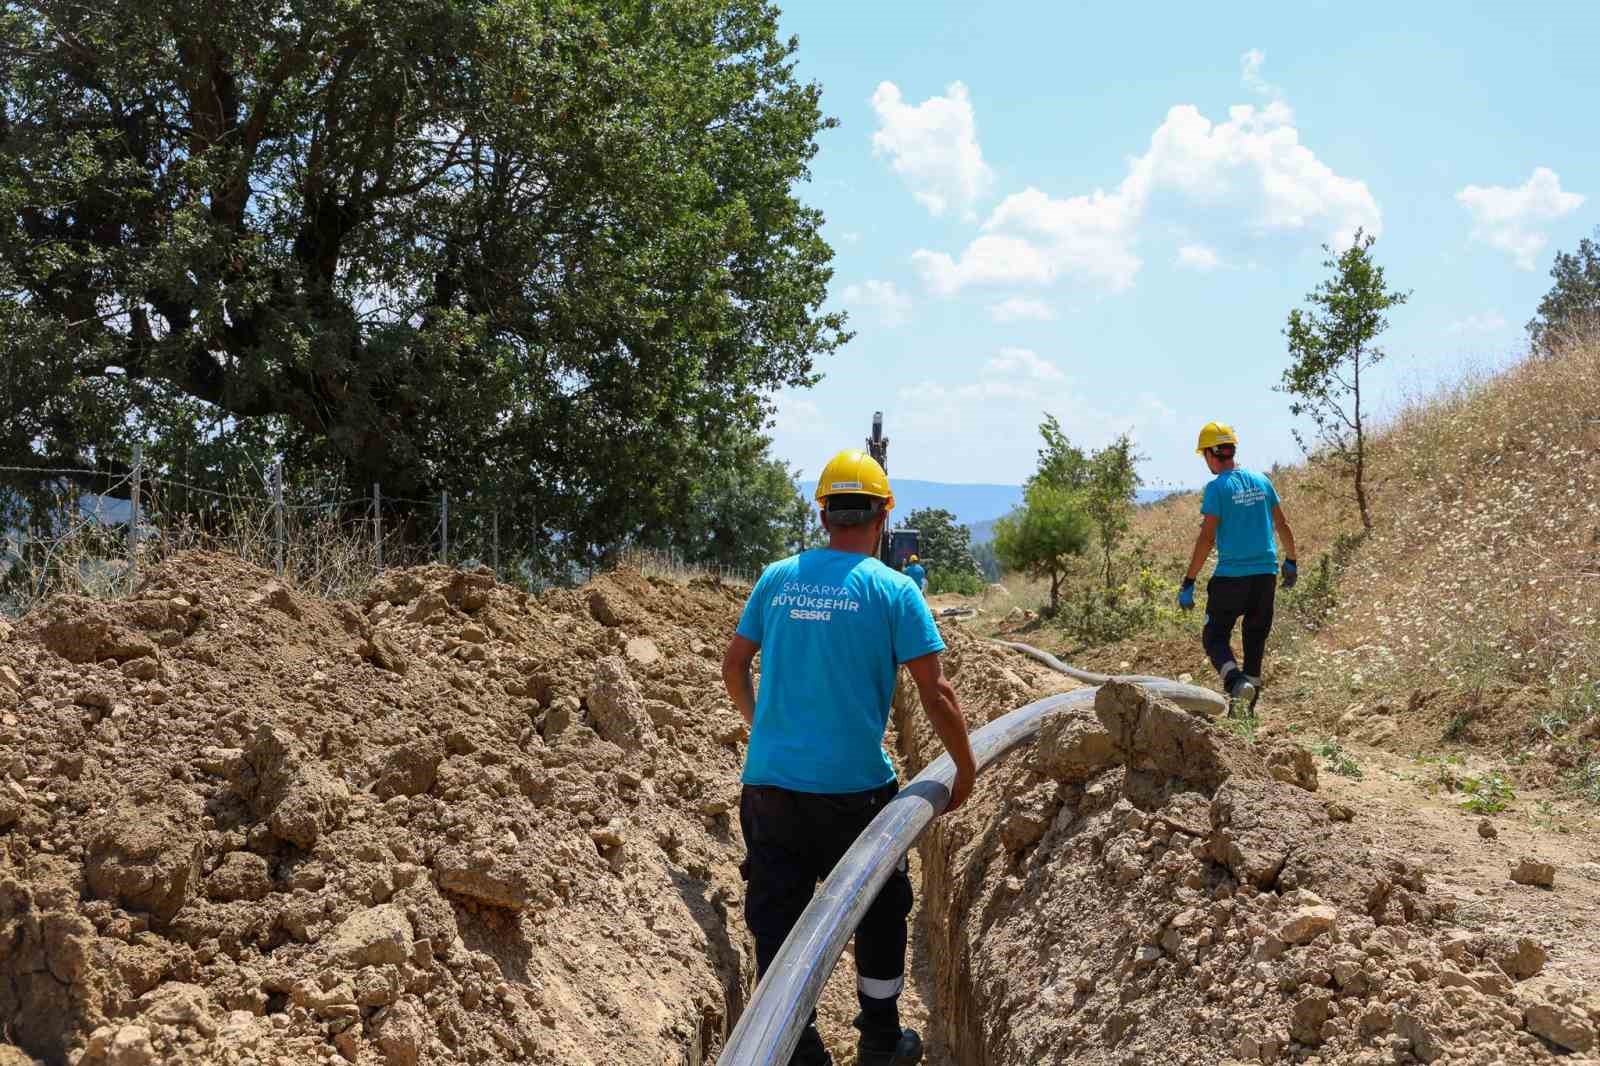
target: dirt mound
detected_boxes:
[1,553,755,1066]
[901,665,1598,1065]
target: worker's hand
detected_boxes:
[1280,559,1298,590]
[1177,578,1196,611]
[944,759,976,816]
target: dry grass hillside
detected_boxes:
[1003,338,1600,804]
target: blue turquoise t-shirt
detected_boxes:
[904,563,927,591]
[735,548,945,793]
[1201,467,1281,577]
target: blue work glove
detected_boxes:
[1280,558,1298,589]
[1177,578,1196,611]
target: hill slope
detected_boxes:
[1094,338,1600,774]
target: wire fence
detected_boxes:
[0,453,760,617]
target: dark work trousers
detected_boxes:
[1202,573,1277,681]
[740,781,914,1062]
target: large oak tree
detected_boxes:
[1,0,844,561]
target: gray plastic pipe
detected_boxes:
[989,639,1180,687]
[715,644,1223,1066]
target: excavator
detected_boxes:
[866,412,920,570]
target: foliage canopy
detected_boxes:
[899,506,979,582]
[1528,226,1600,354]
[0,0,845,566]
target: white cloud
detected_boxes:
[836,231,862,245]
[1240,49,1282,99]
[892,354,1178,480]
[1448,311,1509,334]
[982,347,1065,382]
[913,99,1380,295]
[772,396,822,433]
[1176,244,1222,271]
[987,296,1059,322]
[871,81,995,219]
[838,279,912,326]
[1457,168,1585,270]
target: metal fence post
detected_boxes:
[440,491,449,565]
[492,509,499,577]
[273,460,284,577]
[128,442,142,592]
[372,483,382,571]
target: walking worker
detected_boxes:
[903,554,927,594]
[1177,422,1298,714]
[722,448,977,1066]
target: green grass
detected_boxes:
[1564,755,1600,806]
[1219,714,1260,745]
[1413,752,1466,794]
[1312,736,1363,779]
[1442,711,1474,742]
[1457,771,1516,815]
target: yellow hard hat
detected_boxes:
[908,554,919,563]
[814,450,894,511]
[1195,421,1238,454]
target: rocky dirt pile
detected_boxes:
[1,552,756,1066]
[895,652,1599,1065]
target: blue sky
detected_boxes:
[765,1,1599,489]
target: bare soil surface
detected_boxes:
[6,552,1599,1066]
[2,553,758,1066]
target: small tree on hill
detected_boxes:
[1083,434,1144,591]
[1278,229,1409,531]
[992,482,1091,616]
[900,507,980,581]
[1528,226,1600,355]
[1035,414,1092,490]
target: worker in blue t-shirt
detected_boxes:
[903,554,927,594]
[1178,422,1299,716]
[723,448,976,1066]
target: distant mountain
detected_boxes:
[887,480,1025,528]
[808,478,1183,545]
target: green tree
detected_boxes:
[971,539,1001,582]
[992,482,1091,616]
[781,478,825,555]
[1083,434,1143,591]
[899,506,979,581]
[1278,229,1409,531]
[656,438,806,573]
[0,0,845,563]
[1034,414,1092,490]
[1528,226,1600,354]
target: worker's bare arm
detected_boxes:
[903,652,977,815]
[1185,514,1220,582]
[722,635,759,726]
[1272,504,1298,560]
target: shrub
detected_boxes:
[927,569,985,597]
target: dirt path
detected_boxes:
[1311,741,1600,984]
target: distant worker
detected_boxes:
[903,554,927,594]
[1177,422,1298,715]
[723,448,977,1066]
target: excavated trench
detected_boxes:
[719,632,1597,1066]
[1,556,1594,1066]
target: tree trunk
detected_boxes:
[1049,571,1061,616]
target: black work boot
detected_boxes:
[855,1013,923,1066]
[789,1024,833,1066]
[1242,674,1263,715]
[1223,669,1257,718]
